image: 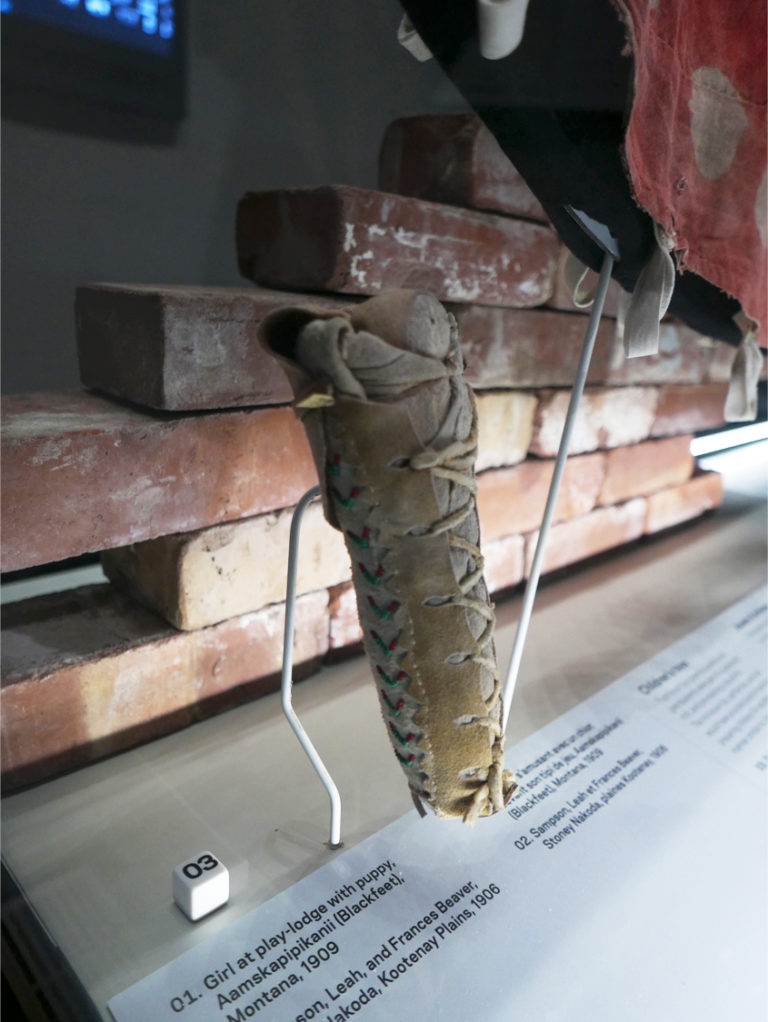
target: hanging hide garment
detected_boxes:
[398,0,766,350]
[260,290,518,824]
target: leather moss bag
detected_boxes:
[261,289,518,824]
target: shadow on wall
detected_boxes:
[1,0,463,394]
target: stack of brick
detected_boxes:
[2,113,741,791]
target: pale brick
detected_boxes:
[477,453,606,540]
[102,503,351,631]
[651,383,729,437]
[378,113,547,221]
[455,305,617,389]
[1,391,316,572]
[525,499,648,576]
[328,582,363,650]
[530,387,659,457]
[483,534,525,594]
[644,472,725,534]
[476,391,537,470]
[1,585,328,790]
[598,436,694,505]
[76,284,351,411]
[237,186,558,308]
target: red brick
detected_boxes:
[456,305,617,389]
[1,585,329,790]
[477,453,606,540]
[79,285,725,414]
[530,386,659,457]
[598,436,694,505]
[378,113,547,221]
[605,323,724,386]
[236,186,558,308]
[76,284,350,411]
[644,472,724,533]
[548,246,621,317]
[706,340,736,383]
[651,383,728,438]
[525,499,648,575]
[1,391,317,572]
[459,306,722,391]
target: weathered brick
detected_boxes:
[1,585,328,790]
[525,499,648,575]
[651,383,729,437]
[644,472,724,534]
[706,340,736,383]
[1,391,317,572]
[477,453,606,540]
[76,284,350,411]
[598,436,694,505]
[79,283,726,414]
[456,305,617,389]
[605,323,724,386]
[475,391,537,471]
[548,246,621,317]
[237,186,558,308]
[328,582,363,651]
[458,307,723,392]
[530,386,659,457]
[378,113,547,221]
[483,534,525,594]
[102,503,351,630]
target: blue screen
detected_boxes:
[2,0,176,56]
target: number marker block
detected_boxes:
[172,852,229,921]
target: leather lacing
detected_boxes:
[327,450,434,802]
[328,432,510,823]
[408,437,508,825]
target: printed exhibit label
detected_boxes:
[108,590,767,1022]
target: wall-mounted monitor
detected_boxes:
[2,0,185,122]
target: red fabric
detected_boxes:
[618,0,767,346]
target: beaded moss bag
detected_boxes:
[260,290,518,823]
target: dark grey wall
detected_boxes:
[1,0,464,394]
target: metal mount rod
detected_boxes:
[502,250,615,732]
[281,485,343,849]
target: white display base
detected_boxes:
[108,587,767,1022]
[2,450,766,1021]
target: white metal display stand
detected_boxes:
[502,248,615,727]
[280,484,343,849]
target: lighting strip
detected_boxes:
[690,422,768,457]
